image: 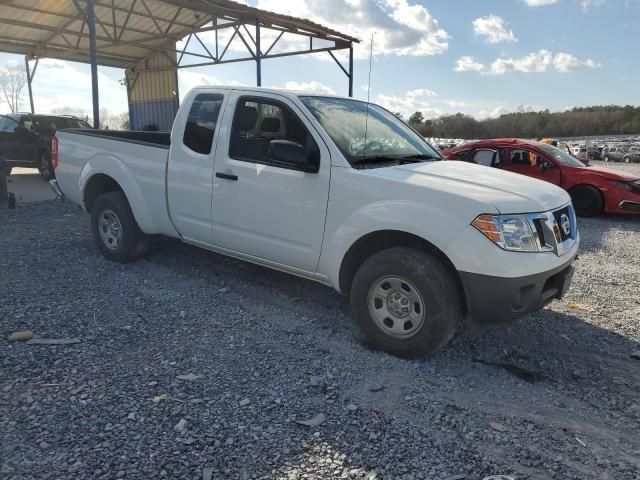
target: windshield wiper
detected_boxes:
[352,153,439,166]
[351,155,402,165]
[396,154,440,163]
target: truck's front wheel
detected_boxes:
[91,191,149,263]
[350,247,462,358]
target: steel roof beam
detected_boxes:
[176,44,349,69]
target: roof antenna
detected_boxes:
[361,32,374,170]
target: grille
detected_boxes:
[533,219,547,247]
[552,206,571,242]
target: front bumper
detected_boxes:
[459,253,576,325]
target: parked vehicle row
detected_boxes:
[601,145,640,163]
[0,113,92,178]
[443,138,640,216]
[51,87,579,358]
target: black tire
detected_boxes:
[350,247,463,358]
[91,191,149,263]
[38,151,55,180]
[623,156,630,164]
[570,185,603,217]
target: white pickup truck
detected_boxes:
[52,87,578,357]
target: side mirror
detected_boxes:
[268,139,319,173]
[539,159,553,172]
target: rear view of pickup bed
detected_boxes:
[53,86,579,358]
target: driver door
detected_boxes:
[211,92,331,272]
[502,148,561,186]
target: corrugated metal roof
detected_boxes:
[0,0,358,68]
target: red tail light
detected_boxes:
[51,134,59,170]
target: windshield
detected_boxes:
[300,96,441,167]
[539,144,586,168]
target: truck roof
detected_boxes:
[191,85,356,102]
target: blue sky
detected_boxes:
[0,0,638,120]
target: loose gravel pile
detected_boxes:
[1,162,639,480]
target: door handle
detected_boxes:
[216,172,238,181]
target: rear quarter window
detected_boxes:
[183,93,224,155]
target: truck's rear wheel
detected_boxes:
[350,247,462,358]
[91,191,149,263]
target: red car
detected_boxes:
[442,138,640,216]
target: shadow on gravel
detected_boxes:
[151,235,640,376]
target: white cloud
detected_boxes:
[553,52,600,72]
[279,81,336,95]
[29,59,127,116]
[407,88,437,97]
[489,49,554,74]
[454,50,601,75]
[477,106,511,119]
[178,71,222,98]
[255,0,449,58]
[581,0,606,11]
[476,104,546,119]
[473,15,517,43]
[375,89,442,118]
[454,56,484,72]
[521,0,559,6]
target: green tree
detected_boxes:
[408,111,424,126]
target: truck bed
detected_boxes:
[55,128,176,237]
[62,129,171,148]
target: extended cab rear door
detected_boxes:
[167,90,227,242]
[210,91,330,272]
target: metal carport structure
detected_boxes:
[0,0,358,129]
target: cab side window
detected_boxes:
[229,97,318,169]
[471,149,498,167]
[183,93,224,155]
[0,116,18,132]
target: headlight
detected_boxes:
[472,214,539,252]
[612,180,640,193]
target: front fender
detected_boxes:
[79,154,158,234]
[319,199,474,290]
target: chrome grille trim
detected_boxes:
[524,203,577,256]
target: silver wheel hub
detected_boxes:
[98,209,122,250]
[368,276,425,339]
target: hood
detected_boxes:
[368,161,570,214]
[579,165,640,182]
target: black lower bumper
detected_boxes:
[459,255,576,325]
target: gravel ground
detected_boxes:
[1,162,640,480]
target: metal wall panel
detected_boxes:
[126,50,179,130]
[128,99,179,131]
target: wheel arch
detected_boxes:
[569,183,605,214]
[84,173,125,213]
[338,230,467,312]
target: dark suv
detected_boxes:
[0,113,92,179]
